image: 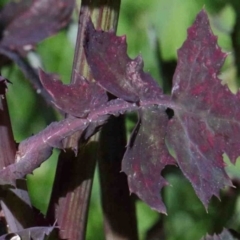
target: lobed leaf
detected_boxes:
[2,7,238,215]
[167,10,239,206]
[0,96,136,186]
[39,69,108,118]
[0,118,89,186]
[122,106,176,213]
[84,21,176,212]
[85,10,240,213]
[84,20,163,103]
[0,226,55,240]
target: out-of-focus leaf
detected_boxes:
[39,69,108,118]
[0,0,75,105]
[202,228,240,240]
[0,226,55,240]
[84,20,163,103]
[0,48,53,102]
[0,0,75,52]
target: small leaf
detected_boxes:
[0,117,89,185]
[122,106,176,213]
[0,226,55,240]
[39,70,108,118]
[84,20,163,102]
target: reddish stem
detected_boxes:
[46,1,121,239]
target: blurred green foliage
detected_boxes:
[2,0,240,239]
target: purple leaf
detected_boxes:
[84,20,163,102]
[167,10,239,206]
[84,10,240,212]
[0,0,75,52]
[2,8,238,215]
[122,106,176,213]
[0,0,75,105]
[0,0,32,29]
[0,92,138,185]
[39,69,108,118]
[0,117,89,185]
[0,226,55,240]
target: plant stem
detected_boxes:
[0,78,36,231]
[47,142,98,239]
[98,115,138,240]
[47,1,121,239]
[0,81,16,172]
